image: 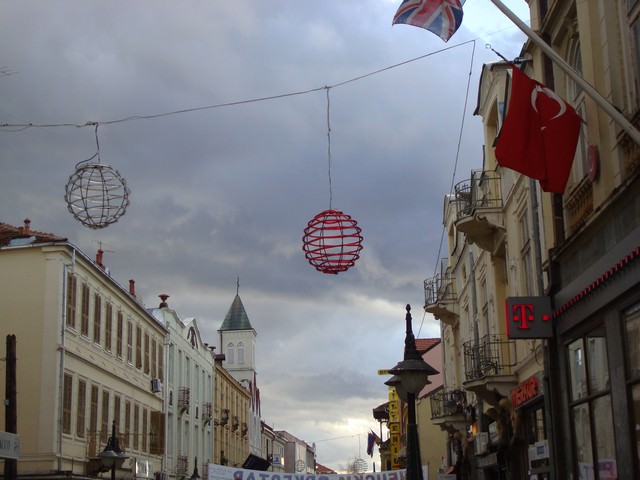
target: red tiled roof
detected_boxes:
[315,463,337,474]
[415,337,440,354]
[0,219,67,247]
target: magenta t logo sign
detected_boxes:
[506,297,553,339]
[512,303,534,329]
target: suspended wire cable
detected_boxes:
[0,39,477,132]
[325,86,333,210]
[3,34,480,292]
[432,40,476,278]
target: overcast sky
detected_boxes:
[0,0,528,472]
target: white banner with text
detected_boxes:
[207,464,417,480]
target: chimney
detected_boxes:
[129,279,136,297]
[23,218,31,234]
[159,294,169,308]
[96,249,105,269]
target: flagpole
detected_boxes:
[488,0,640,146]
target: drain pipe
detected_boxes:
[58,247,75,472]
[530,179,557,480]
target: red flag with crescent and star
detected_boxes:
[495,66,582,194]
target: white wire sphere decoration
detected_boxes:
[64,162,131,229]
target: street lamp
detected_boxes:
[99,421,128,480]
[385,305,438,480]
[190,457,200,480]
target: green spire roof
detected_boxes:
[219,294,253,331]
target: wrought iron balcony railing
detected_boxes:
[430,388,467,419]
[463,334,517,381]
[454,170,503,220]
[424,258,456,307]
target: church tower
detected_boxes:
[218,287,262,456]
[218,292,256,385]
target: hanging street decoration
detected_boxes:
[64,124,130,229]
[302,87,363,274]
[302,209,363,274]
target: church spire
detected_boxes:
[219,288,253,331]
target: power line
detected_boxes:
[0,40,476,132]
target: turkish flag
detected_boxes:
[495,67,582,194]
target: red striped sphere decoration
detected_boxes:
[302,209,363,274]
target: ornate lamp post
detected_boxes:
[385,305,438,480]
[190,457,200,480]
[99,421,128,480]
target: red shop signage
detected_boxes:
[511,374,542,409]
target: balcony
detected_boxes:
[430,388,468,434]
[424,259,458,324]
[463,334,518,405]
[454,170,505,255]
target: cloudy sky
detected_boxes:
[1,0,528,472]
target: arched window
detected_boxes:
[237,342,245,364]
[227,343,234,364]
[567,37,589,190]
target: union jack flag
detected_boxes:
[392,0,465,42]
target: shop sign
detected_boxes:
[505,296,553,338]
[511,374,542,409]
[0,432,19,460]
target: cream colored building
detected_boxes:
[0,220,167,479]
[212,354,251,467]
[426,0,640,477]
[148,296,214,480]
[424,60,551,478]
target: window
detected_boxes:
[80,283,90,336]
[151,338,157,379]
[101,391,109,443]
[77,379,86,438]
[630,2,640,96]
[158,344,164,382]
[113,394,121,436]
[136,325,143,369]
[566,38,589,191]
[116,312,123,358]
[142,408,148,452]
[566,325,617,479]
[624,303,640,469]
[519,208,534,295]
[227,343,235,364]
[134,404,140,450]
[93,293,101,344]
[90,385,99,447]
[237,342,245,364]
[66,273,77,328]
[105,303,112,352]
[124,400,131,449]
[144,332,150,374]
[127,320,133,364]
[62,373,73,434]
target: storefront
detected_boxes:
[550,210,640,479]
[510,374,549,479]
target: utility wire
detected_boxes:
[0,40,476,131]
